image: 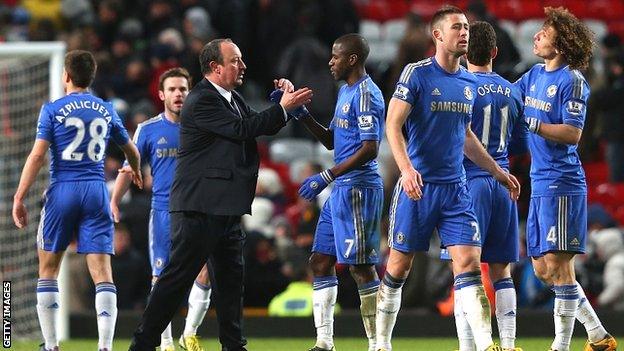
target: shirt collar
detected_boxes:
[208,79,233,102]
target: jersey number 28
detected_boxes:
[61,117,108,162]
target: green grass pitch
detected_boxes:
[8,337,597,350]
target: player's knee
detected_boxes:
[348,264,376,284]
[38,264,60,279]
[309,253,335,276]
[88,264,113,284]
[451,255,480,273]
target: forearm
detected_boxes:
[464,131,503,175]
[14,153,45,202]
[535,122,582,145]
[299,115,333,149]
[120,142,141,173]
[386,125,412,172]
[111,172,133,206]
[329,142,377,177]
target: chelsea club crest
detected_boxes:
[464,86,473,100]
[342,103,350,113]
[546,84,558,98]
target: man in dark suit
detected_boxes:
[129,38,313,351]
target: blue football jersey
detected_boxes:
[133,114,179,210]
[464,72,527,178]
[516,64,589,196]
[393,57,477,183]
[36,92,129,183]
[330,75,385,188]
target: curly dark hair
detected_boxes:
[543,7,594,70]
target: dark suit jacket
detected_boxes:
[169,78,286,216]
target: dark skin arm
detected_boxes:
[329,140,378,178]
[298,114,334,150]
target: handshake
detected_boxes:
[269,78,312,120]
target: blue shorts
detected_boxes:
[37,181,114,254]
[527,194,587,257]
[312,186,383,264]
[149,209,172,276]
[469,176,519,263]
[388,181,479,252]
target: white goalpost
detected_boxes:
[0,41,69,341]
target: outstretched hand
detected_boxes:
[269,89,309,120]
[280,87,313,112]
[273,78,294,93]
[119,166,143,189]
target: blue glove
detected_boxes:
[269,89,283,103]
[526,117,541,133]
[268,89,310,120]
[298,169,335,201]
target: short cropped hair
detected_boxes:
[199,38,232,74]
[334,33,370,63]
[543,7,594,70]
[467,21,497,66]
[64,50,97,88]
[430,5,465,30]
[158,67,192,91]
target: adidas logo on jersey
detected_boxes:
[504,310,516,317]
[431,88,441,96]
[48,303,59,309]
[530,84,536,92]
[570,238,580,246]
[157,137,167,145]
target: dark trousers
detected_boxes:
[129,211,246,351]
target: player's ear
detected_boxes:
[349,53,358,66]
[432,27,443,42]
[491,46,498,60]
[158,90,165,102]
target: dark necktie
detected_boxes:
[230,98,242,118]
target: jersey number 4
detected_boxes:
[62,117,108,162]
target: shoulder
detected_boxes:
[562,67,589,91]
[398,58,433,84]
[459,67,478,83]
[135,115,163,137]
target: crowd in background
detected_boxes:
[2,0,623,315]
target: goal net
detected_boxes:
[0,42,66,340]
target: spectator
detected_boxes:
[111,223,151,310]
[591,228,624,310]
[593,50,624,182]
[466,0,521,80]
